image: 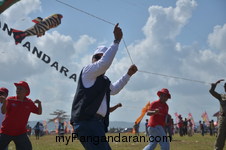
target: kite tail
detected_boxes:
[12,29,26,45]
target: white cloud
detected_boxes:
[73,34,96,55]
[143,0,197,41]
[35,31,74,62]
[208,24,226,51]
[2,0,41,26]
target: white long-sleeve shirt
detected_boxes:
[82,42,130,117]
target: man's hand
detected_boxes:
[154,109,159,114]
[127,64,138,76]
[34,99,42,115]
[216,79,224,84]
[113,23,123,41]
[34,99,41,104]
[117,103,122,107]
[211,79,224,87]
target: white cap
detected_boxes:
[93,46,108,55]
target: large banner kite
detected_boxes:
[0,0,20,14]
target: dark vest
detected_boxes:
[70,70,111,131]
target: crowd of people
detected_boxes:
[143,114,218,138]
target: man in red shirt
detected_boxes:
[0,81,42,150]
[143,88,171,150]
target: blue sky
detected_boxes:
[0,0,226,125]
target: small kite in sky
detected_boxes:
[0,0,20,14]
[12,14,63,44]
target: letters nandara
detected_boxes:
[0,21,76,82]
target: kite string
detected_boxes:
[138,70,211,85]
[55,0,115,26]
[55,0,135,65]
[55,0,218,85]
[122,38,134,64]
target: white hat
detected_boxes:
[93,46,108,55]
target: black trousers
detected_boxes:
[0,133,32,150]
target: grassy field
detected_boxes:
[7,133,226,150]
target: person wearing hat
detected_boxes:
[0,81,42,150]
[209,79,226,150]
[70,23,138,150]
[143,88,171,150]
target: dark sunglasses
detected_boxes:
[93,55,102,60]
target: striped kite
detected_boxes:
[12,14,63,44]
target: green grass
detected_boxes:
[7,133,226,150]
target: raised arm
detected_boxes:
[110,64,138,95]
[113,23,123,43]
[209,79,224,100]
[34,99,42,115]
[82,23,123,82]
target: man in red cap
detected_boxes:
[143,88,171,150]
[0,81,42,150]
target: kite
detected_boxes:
[132,102,150,133]
[12,14,63,44]
[135,101,150,124]
[0,0,20,14]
